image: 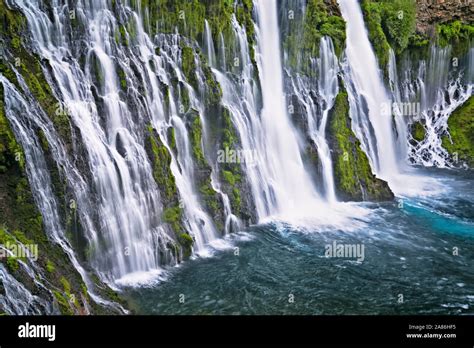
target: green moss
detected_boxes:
[232,187,241,211]
[181,45,198,88]
[11,230,33,246]
[361,1,392,72]
[141,0,256,64]
[442,96,474,167]
[221,108,236,150]
[143,0,206,39]
[163,206,182,223]
[218,108,244,215]
[118,67,127,90]
[0,227,16,245]
[361,0,416,76]
[60,277,71,295]
[118,25,129,47]
[436,21,474,56]
[411,122,426,142]
[53,290,74,315]
[0,85,24,172]
[329,91,393,201]
[179,82,190,113]
[46,259,55,273]
[6,257,19,272]
[162,206,183,234]
[177,233,193,258]
[199,179,219,214]
[361,1,473,69]
[188,113,206,165]
[222,170,236,186]
[80,282,89,299]
[167,126,177,153]
[145,125,197,254]
[284,0,346,74]
[0,1,72,146]
[201,58,223,107]
[147,125,178,201]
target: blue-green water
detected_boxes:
[124,169,474,314]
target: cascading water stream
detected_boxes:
[389,44,473,168]
[288,37,339,203]
[254,0,324,218]
[338,0,399,180]
[314,38,339,203]
[127,11,221,256]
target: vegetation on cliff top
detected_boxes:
[361,0,416,72]
[362,0,473,71]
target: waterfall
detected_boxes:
[0,264,54,315]
[339,0,399,181]
[204,20,216,68]
[253,0,323,218]
[288,37,339,203]
[388,48,410,163]
[1,76,125,312]
[13,0,169,282]
[338,0,449,197]
[6,0,229,285]
[389,44,473,168]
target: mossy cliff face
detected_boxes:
[0,84,114,314]
[442,96,474,167]
[0,0,72,149]
[145,125,194,261]
[328,91,394,201]
[177,37,255,228]
[215,107,255,225]
[0,1,123,314]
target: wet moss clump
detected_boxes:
[411,121,426,142]
[442,96,474,167]
[361,0,416,73]
[328,91,394,201]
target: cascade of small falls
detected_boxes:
[0,0,471,316]
[337,0,471,197]
[8,0,229,285]
[389,45,473,168]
